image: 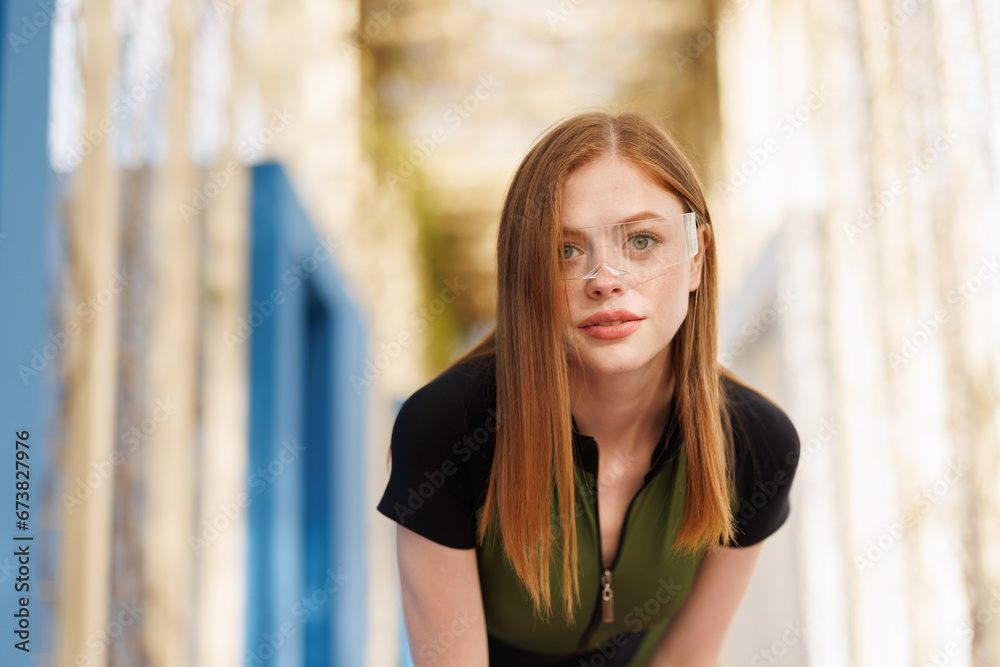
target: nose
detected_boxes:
[585,264,628,297]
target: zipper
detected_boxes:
[575,455,659,650]
[600,569,614,622]
[573,415,679,651]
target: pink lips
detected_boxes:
[578,309,643,340]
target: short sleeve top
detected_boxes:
[376,353,800,666]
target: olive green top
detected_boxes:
[376,354,800,666]
[475,431,737,664]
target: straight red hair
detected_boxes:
[451,110,735,622]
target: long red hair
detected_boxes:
[451,110,734,622]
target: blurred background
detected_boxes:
[0,0,998,665]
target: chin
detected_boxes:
[569,350,657,376]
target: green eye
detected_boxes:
[629,235,651,250]
[563,244,579,261]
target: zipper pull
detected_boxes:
[601,569,614,623]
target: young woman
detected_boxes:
[377,111,801,666]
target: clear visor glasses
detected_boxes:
[560,212,699,285]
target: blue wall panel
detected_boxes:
[0,1,58,664]
[247,163,368,667]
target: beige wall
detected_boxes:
[50,0,411,664]
[714,0,1000,664]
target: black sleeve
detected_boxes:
[375,361,495,550]
[722,379,801,547]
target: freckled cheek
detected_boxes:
[644,272,689,303]
[649,283,692,332]
[665,298,693,334]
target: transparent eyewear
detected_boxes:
[560,212,699,285]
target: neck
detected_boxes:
[568,348,675,453]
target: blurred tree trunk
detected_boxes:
[57,0,121,664]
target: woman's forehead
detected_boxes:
[563,155,679,192]
[560,160,685,228]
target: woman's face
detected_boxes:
[557,155,705,378]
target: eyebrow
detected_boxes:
[615,211,665,224]
[562,211,667,231]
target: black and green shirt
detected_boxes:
[377,353,800,666]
